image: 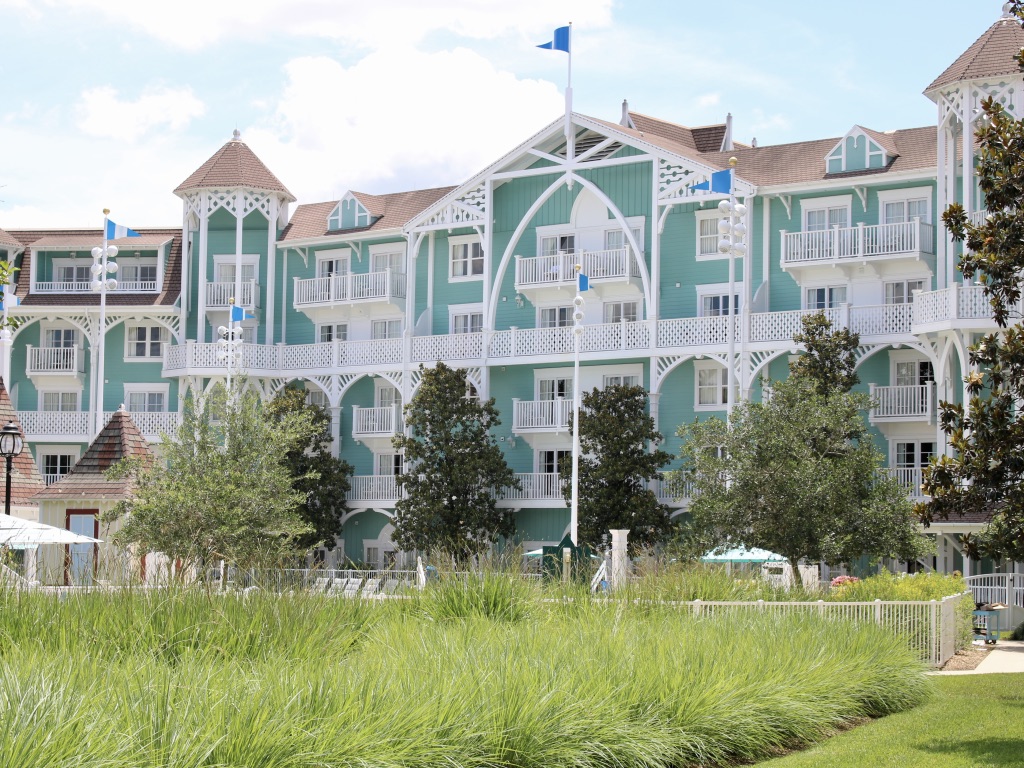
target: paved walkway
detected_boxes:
[934,639,1024,675]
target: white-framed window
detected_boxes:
[41,452,76,486]
[449,303,483,335]
[802,195,852,232]
[375,382,400,409]
[604,227,643,253]
[317,251,350,278]
[125,325,165,358]
[44,327,77,349]
[306,388,329,409]
[376,453,404,476]
[371,247,404,274]
[124,384,169,413]
[891,354,935,386]
[539,306,573,328]
[697,283,743,316]
[540,234,576,257]
[884,279,926,305]
[603,374,640,388]
[317,323,348,343]
[695,362,729,410]
[538,377,572,401]
[895,441,936,469]
[119,259,158,288]
[878,187,932,226]
[603,301,638,324]
[214,256,258,284]
[450,236,484,279]
[805,286,847,309]
[371,319,402,339]
[696,210,725,259]
[40,391,78,412]
[538,449,571,474]
[52,260,90,285]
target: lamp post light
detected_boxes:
[0,421,24,516]
[90,221,119,438]
[569,279,586,547]
[217,299,245,394]
[716,157,746,420]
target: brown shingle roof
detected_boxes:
[858,126,900,157]
[0,378,43,507]
[174,132,295,201]
[280,186,456,241]
[34,410,153,501]
[0,228,22,250]
[927,15,1024,92]
[7,228,182,307]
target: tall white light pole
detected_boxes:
[91,211,119,438]
[217,299,245,397]
[570,266,587,546]
[716,158,746,421]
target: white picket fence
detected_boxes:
[965,573,1024,609]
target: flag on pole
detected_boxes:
[105,219,141,240]
[230,305,255,322]
[689,168,732,194]
[537,25,570,52]
[577,272,589,292]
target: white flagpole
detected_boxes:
[565,22,573,155]
[95,210,111,438]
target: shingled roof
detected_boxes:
[0,228,22,250]
[927,12,1024,92]
[33,409,153,501]
[0,378,43,508]
[174,131,295,201]
[280,186,456,241]
[628,112,731,154]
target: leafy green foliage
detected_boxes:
[790,310,860,396]
[679,322,930,586]
[392,362,519,557]
[562,384,673,549]
[266,385,352,550]
[922,4,1024,561]
[104,381,313,571]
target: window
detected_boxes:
[540,234,575,256]
[375,384,400,409]
[128,391,165,413]
[604,228,642,253]
[894,360,934,387]
[450,240,484,278]
[884,280,926,305]
[539,378,572,400]
[896,441,936,469]
[120,262,158,287]
[317,256,349,278]
[806,286,847,309]
[539,306,572,328]
[216,261,257,283]
[56,264,90,284]
[539,449,571,474]
[45,328,77,348]
[805,206,849,232]
[604,301,638,324]
[41,392,78,411]
[604,374,640,388]
[306,389,328,409]
[695,364,729,409]
[451,312,483,334]
[884,199,930,225]
[318,323,348,343]
[701,294,740,317]
[126,326,165,358]
[371,319,401,339]
[372,250,404,274]
[376,453,404,476]
[42,454,74,485]
[696,211,724,259]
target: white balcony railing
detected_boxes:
[886,467,927,499]
[870,384,934,422]
[16,410,181,440]
[293,270,406,307]
[348,475,402,503]
[352,405,401,437]
[515,248,638,287]
[116,281,158,292]
[206,280,259,308]
[32,281,92,293]
[504,473,564,500]
[781,220,934,265]
[512,399,572,431]
[26,346,83,375]
[912,284,997,327]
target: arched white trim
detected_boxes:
[340,508,395,525]
[750,348,795,383]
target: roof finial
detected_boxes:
[232,128,241,141]
[1003,2,1015,19]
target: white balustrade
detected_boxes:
[515,248,632,287]
[870,384,934,421]
[748,309,842,342]
[968,210,988,227]
[338,338,403,367]
[17,411,91,438]
[657,315,734,348]
[105,410,181,437]
[293,270,406,307]
[115,281,158,292]
[32,281,92,293]
[958,285,991,318]
[504,473,564,500]
[43,473,64,486]
[782,220,934,264]
[912,285,994,327]
[206,280,258,308]
[352,405,401,436]
[27,346,83,374]
[651,475,694,503]
[849,303,913,336]
[513,399,572,430]
[412,333,484,362]
[886,467,926,498]
[347,475,401,502]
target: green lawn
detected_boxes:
[757,674,1024,768]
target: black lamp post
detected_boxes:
[0,421,24,516]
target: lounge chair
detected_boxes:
[361,578,381,598]
[382,578,401,594]
[342,577,363,598]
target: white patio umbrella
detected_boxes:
[0,515,103,548]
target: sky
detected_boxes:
[0,0,1011,229]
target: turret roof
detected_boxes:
[0,378,43,508]
[927,13,1024,92]
[174,131,295,201]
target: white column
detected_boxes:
[649,157,660,324]
[265,196,278,345]
[234,190,244,310]
[198,193,209,342]
[610,529,630,590]
[329,405,342,459]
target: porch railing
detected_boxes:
[781,219,934,264]
[869,383,934,421]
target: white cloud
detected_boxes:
[6,0,613,50]
[244,48,565,203]
[76,85,205,142]
[696,93,720,109]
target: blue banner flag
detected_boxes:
[230,305,255,322]
[578,272,589,292]
[689,168,732,194]
[537,25,570,53]
[105,219,141,239]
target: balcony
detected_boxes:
[911,284,999,332]
[512,399,572,432]
[293,270,406,309]
[206,280,259,309]
[352,405,402,439]
[869,384,934,424]
[886,467,928,501]
[347,475,402,505]
[26,346,84,376]
[514,248,640,292]
[32,279,157,293]
[16,410,181,442]
[781,220,934,269]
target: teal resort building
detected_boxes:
[2,7,1022,580]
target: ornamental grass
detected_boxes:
[0,585,930,768]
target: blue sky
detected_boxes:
[0,0,1009,227]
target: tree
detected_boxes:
[921,6,1024,561]
[266,385,353,550]
[391,363,519,558]
[790,311,860,397]
[562,384,673,549]
[105,381,313,572]
[678,320,929,587]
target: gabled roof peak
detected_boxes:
[174,135,295,201]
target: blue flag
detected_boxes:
[230,305,255,322]
[689,168,732,195]
[578,272,589,292]
[537,25,570,53]
[105,219,140,239]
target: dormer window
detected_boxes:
[328,194,372,231]
[826,127,896,174]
